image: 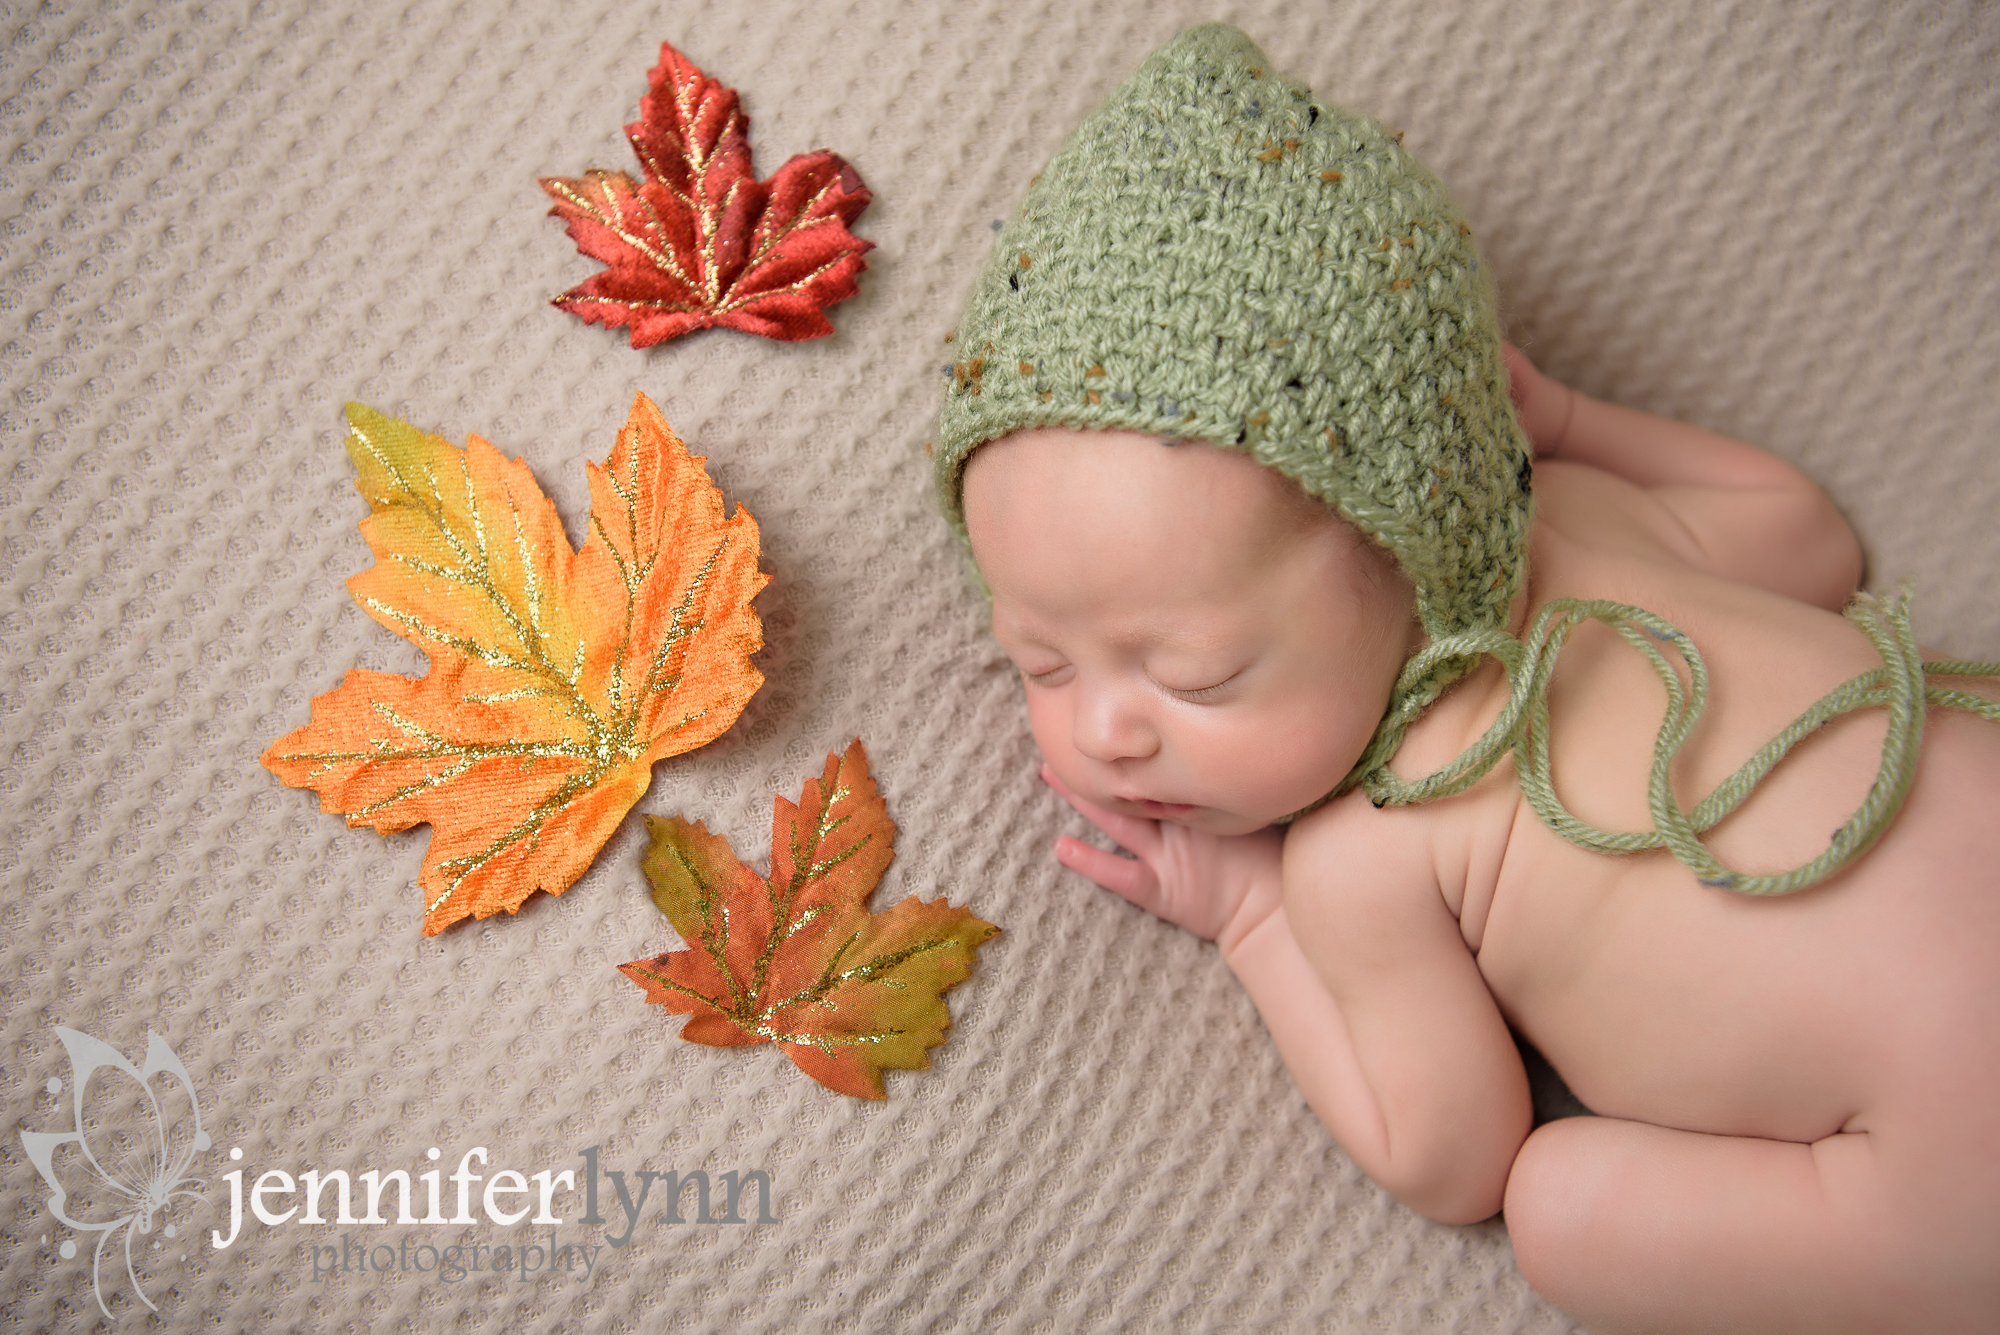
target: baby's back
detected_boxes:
[1414,460,2000,1158]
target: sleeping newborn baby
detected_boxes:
[933,25,2000,1335]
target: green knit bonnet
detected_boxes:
[934,23,1533,789]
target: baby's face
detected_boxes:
[963,428,1418,834]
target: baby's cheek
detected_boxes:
[1026,699,1069,757]
[1021,694,1092,789]
[1209,707,1364,814]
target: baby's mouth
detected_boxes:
[1133,798,1196,818]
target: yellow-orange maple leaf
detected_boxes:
[263,394,766,935]
[620,741,1000,1098]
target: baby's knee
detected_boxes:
[1500,1120,1630,1302]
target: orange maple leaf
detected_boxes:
[539,39,874,346]
[619,741,1000,1098]
[262,394,766,936]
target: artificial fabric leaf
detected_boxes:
[263,394,767,936]
[619,740,1000,1098]
[540,38,875,347]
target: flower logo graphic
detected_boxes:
[21,1027,210,1317]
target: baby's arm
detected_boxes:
[1504,345,1863,609]
[1277,795,1531,1222]
[1046,769,1529,1224]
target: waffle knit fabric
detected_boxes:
[934,23,1534,753]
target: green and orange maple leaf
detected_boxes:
[263,393,767,936]
[620,741,999,1098]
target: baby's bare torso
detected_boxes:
[1379,461,2000,1154]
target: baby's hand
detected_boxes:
[1501,343,1577,459]
[1041,765,1283,954]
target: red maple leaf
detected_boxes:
[539,40,875,346]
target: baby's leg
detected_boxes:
[1503,1116,1983,1334]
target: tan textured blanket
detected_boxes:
[2,0,1992,1329]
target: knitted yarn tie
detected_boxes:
[1351,587,2000,894]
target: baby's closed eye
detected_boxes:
[1152,669,1244,703]
[1019,662,1072,687]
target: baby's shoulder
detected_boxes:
[1520,459,1712,579]
[1530,457,1865,613]
[1530,460,1707,568]
[1289,738,1526,942]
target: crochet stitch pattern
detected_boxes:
[934,23,1533,732]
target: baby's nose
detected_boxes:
[1071,687,1160,763]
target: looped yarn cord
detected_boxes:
[1349,589,2000,894]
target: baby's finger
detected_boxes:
[1054,835,1161,909]
[1501,342,1536,410]
[1499,342,1573,457]
[1040,765,1161,856]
